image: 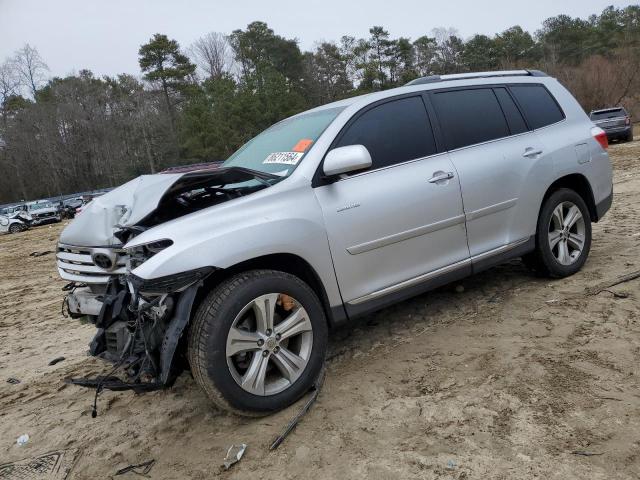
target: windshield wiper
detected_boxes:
[225,166,280,180]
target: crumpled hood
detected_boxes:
[59,174,183,246]
[59,167,277,247]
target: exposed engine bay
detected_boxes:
[60,166,280,396]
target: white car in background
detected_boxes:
[0,210,32,234]
[25,201,61,225]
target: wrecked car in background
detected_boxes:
[58,70,612,416]
[0,210,32,234]
[26,201,61,225]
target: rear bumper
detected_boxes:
[596,189,613,221]
[604,126,632,139]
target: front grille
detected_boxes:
[57,243,128,284]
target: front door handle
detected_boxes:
[523,147,543,158]
[428,171,454,183]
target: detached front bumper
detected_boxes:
[66,286,105,317]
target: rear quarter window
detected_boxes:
[494,87,528,135]
[509,85,565,129]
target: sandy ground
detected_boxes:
[1,137,639,479]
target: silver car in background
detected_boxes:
[57,70,613,415]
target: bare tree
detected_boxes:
[0,60,20,106]
[13,44,49,98]
[189,32,230,79]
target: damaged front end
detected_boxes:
[59,166,277,393]
[64,245,214,393]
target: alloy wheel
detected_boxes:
[225,293,313,396]
[548,201,586,266]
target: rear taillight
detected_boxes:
[592,126,608,150]
[625,116,631,125]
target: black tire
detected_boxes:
[523,188,592,278]
[188,269,328,416]
[8,223,22,234]
[625,130,634,142]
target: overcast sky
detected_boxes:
[1,0,637,78]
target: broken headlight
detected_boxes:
[127,267,215,295]
[125,239,174,270]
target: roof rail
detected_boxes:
[406,69,548,86]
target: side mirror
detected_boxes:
[323,145,372,177]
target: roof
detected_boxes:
[406,69,548,86]
[304,69,551,115]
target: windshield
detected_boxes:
[223,106,344,177]
[591,108,626,120]
[28,203,53,210]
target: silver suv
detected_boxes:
[57,70,613,415]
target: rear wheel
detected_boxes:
[8,223,22,234]
[188,270,328,416]
[523,188,592,278]
[625,130,634,142]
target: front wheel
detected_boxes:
[523,188,592,278]
[8,223,22,234]
[188,270,328,416]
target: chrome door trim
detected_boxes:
[346,214,466,255]
[470,237,530,262]
[348,258,471,305]
[465,198,518,222]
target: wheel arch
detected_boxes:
[541,173,598,222]
[191,253,345,330]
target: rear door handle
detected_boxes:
[523,147,543,158]
[428,171,454,183]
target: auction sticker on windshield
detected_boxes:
[292,139,313,152]
[263,152,304,165]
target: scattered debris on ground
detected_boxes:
[270,370,325,451]
[114,459,155,476]
[0,449,79,480]
[571,451,605,457]
[222,445,247,470]
[29,250,54,258]
[47,356,65,366]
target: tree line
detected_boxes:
[1,5,639,203]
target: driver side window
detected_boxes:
[335,96,437,171]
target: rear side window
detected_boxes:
[509,85,564,129]
[335,96,437,170]
[494,88,528,135]
[431,88,510,150]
